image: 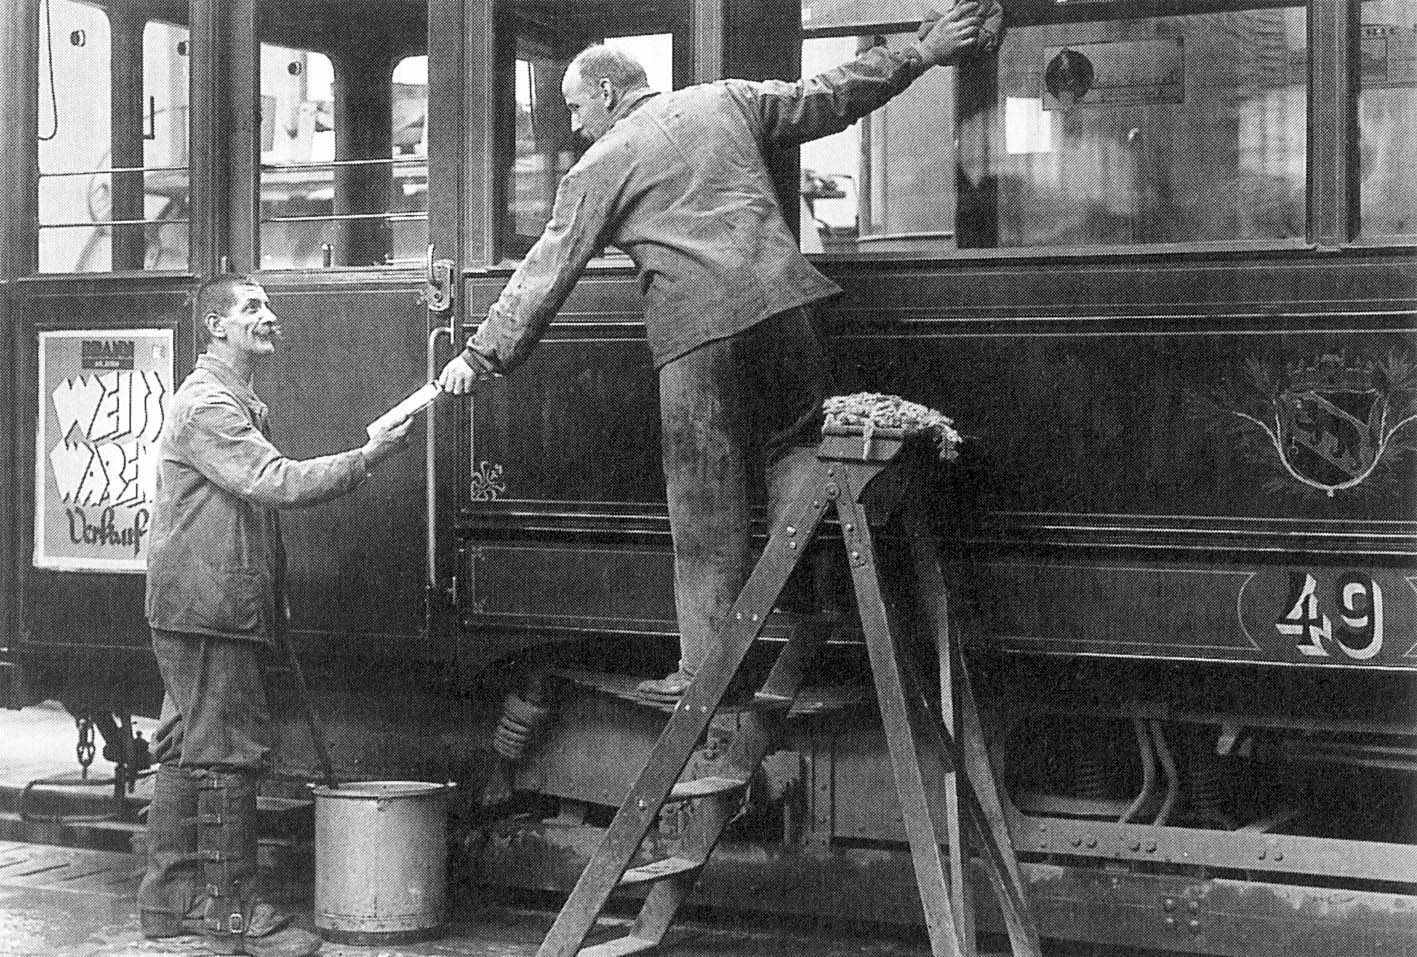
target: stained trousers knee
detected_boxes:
[658,307,830,675]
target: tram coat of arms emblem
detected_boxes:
[1190,351,1417,497]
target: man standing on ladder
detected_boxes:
[439,2,1002,697]
[139,274,414,957]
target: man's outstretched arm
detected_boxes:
[727,0,995,148]
[439,163,619,394]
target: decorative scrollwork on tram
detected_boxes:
[470,461,506,501]
[1189,351,1417,498]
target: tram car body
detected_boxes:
[0,0,1414,954]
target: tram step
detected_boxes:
[578,934,659,957]
[666,777,747,802]
[618,856,702,887]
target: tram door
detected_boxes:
[18,0,439,716]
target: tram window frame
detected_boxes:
[1352,0,1417,246]
[32,0,194,276]
[796,0,1339,262]
[254,2,429,272]
[489,0,693,267]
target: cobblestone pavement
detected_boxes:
[0,704,972,957]
[0,839,961,957]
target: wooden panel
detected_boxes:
[467,542,676,629]
[985,561,1417,668]
[456,252,1417,668]
[821,255,1417,527]
[15,277,428,658]
[252,279,427,643]
[837,329,1417,522]
[463,273,666,504]
[17,280,193,655]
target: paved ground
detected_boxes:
[0,836,951,957]
[0,704,993,957]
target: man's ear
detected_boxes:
[204,312,226,341]
[599,77,617,108]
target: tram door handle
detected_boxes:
[425,244,457,607]
[426,250,455,315]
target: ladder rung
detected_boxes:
[619,856,702,887]
[667,776,748,802]
[747,691,793,711]
[579,935,659,957]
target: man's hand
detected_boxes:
[437,353,494,395]
[912,1,984,67]
[360,414,414,468]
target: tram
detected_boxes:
[0,0,1414,954]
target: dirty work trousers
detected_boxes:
[137,629,273,920]
[658,306,831,678]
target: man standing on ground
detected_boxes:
[439,2,999,696]
[138,274,413,957]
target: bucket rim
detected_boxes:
[313,780,454,799]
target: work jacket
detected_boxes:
[464,44,926,371]
[145,354,368,643]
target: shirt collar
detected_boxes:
[196,352,265,415]
[609,87,658,126]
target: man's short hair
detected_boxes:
[194,273,260,343]
[567,44,649,94]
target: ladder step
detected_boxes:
[579,935,660,957]
[747,691,793,711]
[619,856,702,887]
[667,776,748,802]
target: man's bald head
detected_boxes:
[561,45,650,143]
[565,45,649,97]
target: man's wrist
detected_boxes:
[901,44,929,75]
[461,345,496,374]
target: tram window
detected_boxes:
[800,34,958,255]
[36,1,191,273]
[257,3,428,270]
[496,0,687,259]
[258,44,339,269]
[1358,0,1417,238]
[801,3,1308,255]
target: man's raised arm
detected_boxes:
[725,0,997,149]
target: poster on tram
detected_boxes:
[33,328,174,573]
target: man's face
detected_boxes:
[212,283,282,357]
[562,67,614,144]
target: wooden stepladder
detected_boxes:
[536,425,1041,957]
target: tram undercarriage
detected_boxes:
[472,651,1417,957]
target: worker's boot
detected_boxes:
[138,762,206,938]
[636,669,695,699]
[199,771,322,957]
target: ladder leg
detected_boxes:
[836,486,965,957]
[935,579,976,956]
[630,616,835,944]
[535,465,835,957]
[904,497,1042,957]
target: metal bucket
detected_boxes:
[313,780,451,944]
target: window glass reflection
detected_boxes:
[801,3,1308,256]
[37,1,190,273]
[801,34,957,255]
[981,9,1307,248]
[497,0,682,259]
[257,2,428,269]
[1359,0,1417,237]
